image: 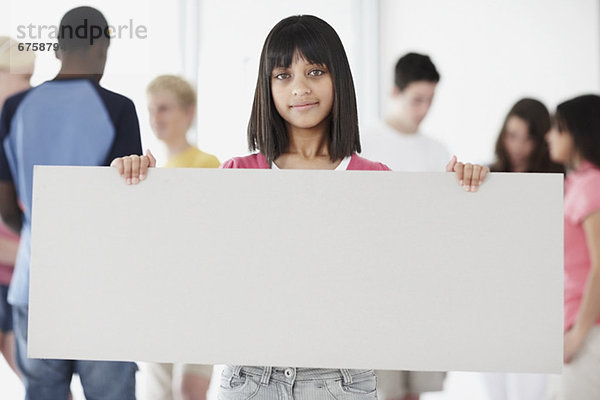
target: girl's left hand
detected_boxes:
[446,155,490,192]
[564,327,586,363]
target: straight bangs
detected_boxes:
[264,22,332,75]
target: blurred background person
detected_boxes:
[361,52,450,173]
[545,94,600,400]
[0,35,35,382]
[0,8,141,399]
[482,97,563,400]
[143,74,217,400]
[146,75,219,169]
[489,98,563,173]
[361,52,448,400]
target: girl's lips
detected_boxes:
[290,102,318,110]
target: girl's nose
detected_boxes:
[292,82,311,96]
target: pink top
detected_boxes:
[221,152,390,171]
[564,161,600,331]
[0,222,19,285]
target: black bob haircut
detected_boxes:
[248,15,360,163]
[58,6,110,51]
[554,94,600,169]
[394,52,440,91]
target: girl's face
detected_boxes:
[270,53,334,132]
[147,90,193,143]
[545,125,574,165]
[503,116,535,170]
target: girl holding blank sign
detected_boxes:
[113,15,489,400]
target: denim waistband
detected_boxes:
[226,365,373,385]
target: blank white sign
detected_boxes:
[29,166,563,373]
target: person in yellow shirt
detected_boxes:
[147,74,220,169]
[144,74,217,400]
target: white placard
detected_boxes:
[29,166,563,373]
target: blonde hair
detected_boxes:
[147,75,196,109]
[0,37,36,72]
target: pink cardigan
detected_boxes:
[221,153,390,171]
[564,161,600,331]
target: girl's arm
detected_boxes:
[0,182,22,233]
[565,209,600,363]
[446,155,490,192]
[111,149,156,185]
[0,234,18,265]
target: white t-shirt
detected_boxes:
[360,122,450,172]
[271,156,351,170]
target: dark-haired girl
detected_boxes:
[490,98,563,174]
[113,15,489,400]
[545,94,600,400]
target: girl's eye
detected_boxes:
[274,73,290,80]
[309,69,325,76]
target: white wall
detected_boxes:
[377,0,600,163]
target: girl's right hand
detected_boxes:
[110,149,156,185]
[446,155,489,192]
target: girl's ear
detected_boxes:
[391,86,401,98]
[186,105,196,119]
[185,105,196,127]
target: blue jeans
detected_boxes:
[218,365,378,400]
[12,305,137,400]
[0,284,12,332]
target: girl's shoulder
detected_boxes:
[580,163,600,180]
[569,162,600,189]
[221,153,270,169]
[566,162,600,223]
[348,153,391,171]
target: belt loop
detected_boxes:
[232,365,243,378]
[340,369,352,385]
[260,366,272,385]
